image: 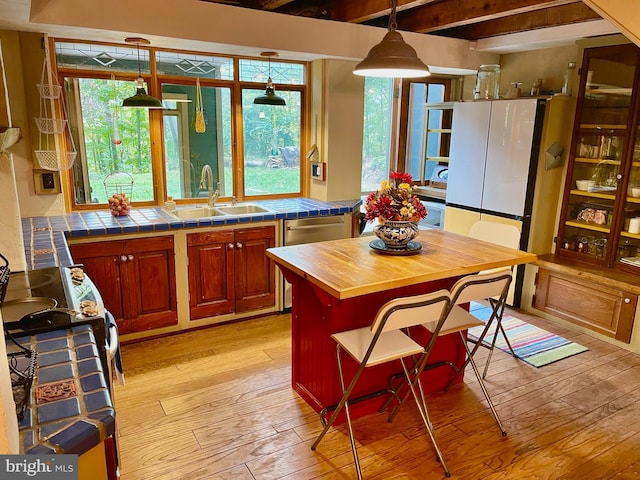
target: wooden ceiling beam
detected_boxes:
[435,2,601,39]
[261,0,296,10]
[398,0,582,33]
[328,0,437,24]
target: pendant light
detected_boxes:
[353,0,430,78]
[253,52,286,106]
[122,37,164,109]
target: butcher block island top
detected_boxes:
[266,229,537,300]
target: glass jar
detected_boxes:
[474,64,501,100]
[561,61,576,95]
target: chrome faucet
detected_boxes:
[199,165,219,208]
[231,195,237,206]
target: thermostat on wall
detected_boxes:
[311,162,326,181]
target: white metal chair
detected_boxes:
[386,270,512,437]
[310,290,452,479]
[467,220,522,377]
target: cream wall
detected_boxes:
[309,59,364,202]
[0,310,19,453]
[461,44,579,100]
[1,30,65,220]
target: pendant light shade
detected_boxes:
[353,0,430,78]
[122,38,164,109]
[254,52,286,106]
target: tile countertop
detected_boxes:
[6,324,115,454]
[21,198,362,270]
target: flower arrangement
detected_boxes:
[364,172,428,223]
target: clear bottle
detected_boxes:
[474,64,501,100]
[561,62,576,96]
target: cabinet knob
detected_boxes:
[128,254,134,261]
[120,255,128,262]
[236,242,243,249]
[624,297,631,304]
[227,243,234,249]
[617,173,623,180]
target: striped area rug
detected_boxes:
[467,302,589,368]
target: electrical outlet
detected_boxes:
[34,170,60,194]
[42,172,55,190]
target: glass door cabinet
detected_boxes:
[557,43,640,270]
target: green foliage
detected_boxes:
[77,78,153,177]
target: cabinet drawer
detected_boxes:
[534,268,637,342]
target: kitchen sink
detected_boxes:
[171,206,224,220]
[214,204,272,215]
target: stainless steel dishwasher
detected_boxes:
[282,214,353,309]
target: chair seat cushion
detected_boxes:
[332,327,423,367]
[423,305,484,336]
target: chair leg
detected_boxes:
[459,331,507,436]
[310,344,364,480]
[400,358,450,477]
[481,299,519,379]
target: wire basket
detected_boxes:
[35,149,78,171]
[104,172,134,199]
[34,117,68,135]
[36,83,62,99]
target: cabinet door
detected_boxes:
[234,226,276,313]
[446,101,491,209]
[122,236,177,333]
[482,98,539,217]
[534,267,637,342]
[70,241,129,334]
[187,231,235,320]
[557,44,640,267]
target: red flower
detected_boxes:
[390,172,413,184]
[365,172,428,223]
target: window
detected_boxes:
[242,89,301,196]
[361,77,393,193]
[65,77,154,204]
[161,83,233,199]
[55,41,306,208]
[403,81,451,184]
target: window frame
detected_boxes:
[54,39,308,210]
[397,78,451,179]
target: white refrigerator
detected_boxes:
[447,98,545,221]
[446,98,547,305]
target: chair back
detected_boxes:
[450,270,512,306]
[469,220,520,249]
[371,290,451,335]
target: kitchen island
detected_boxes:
[266,229,537,418]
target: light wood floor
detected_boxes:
[114,308,640,480]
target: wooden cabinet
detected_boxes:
[70,236,177,335]
[534,262,637,342]
[556,43,640,270]
[187,225,276,320]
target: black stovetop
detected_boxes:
[4,267,68,308]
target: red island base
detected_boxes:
[282,266,467,422]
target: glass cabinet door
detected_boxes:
[618,126,640,267]
[559,44,639,266]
